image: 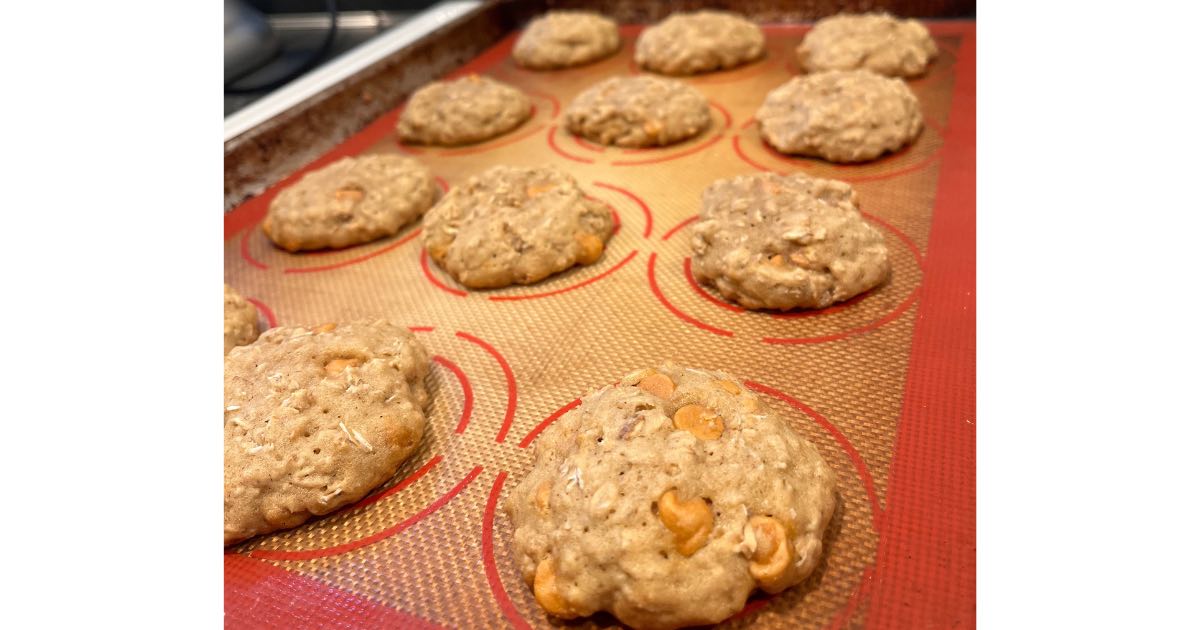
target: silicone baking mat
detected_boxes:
[223,21,975,629]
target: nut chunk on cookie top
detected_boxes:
[506,363,837,630]
[224,320,430,545]
[635,10,765,76]
[756,69,923,163]
[263,154,437,252]
[396,75,532,146]
[422,165,614,289]
[797,12,937,78]
[513,10,620,70]
[565,76,712,148]
[691,172,890,311]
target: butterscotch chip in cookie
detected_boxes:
[224,320,430,545]
[224,284,259,355]
[565,76,711,148]
[691,172,890,310]
[263,155,437,252]
[506,363,837,629]
[755,69,923,163]
[421,165,614,289]
[396,75,532,146]
[797,12,937,78]
[513,11,620,70]
[635,10,765,76]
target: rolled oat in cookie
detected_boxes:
[797,12,937,78]
[263,154,437,252]
[755,69,923,163]
[506,363,837,630]
[224,284,259,355]
[421,165,614,289]
[565,76,711,148]
[691,172,890,310]
[224,320,430,545]
[396,74,532,146]
[513,11,620,70]
[635,10,764,76]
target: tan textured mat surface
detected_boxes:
[224,21,976,629]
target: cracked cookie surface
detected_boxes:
[224,320,430,545]
[565,76,711,148]
[691,172,890,310]
[797,12,937,78]
[635,10,764,76]
[224,284,259,355]
[513,11,620,70]
[506,363,837,629]
[756,69,923,163]
[421,165,614,289]
[263,155,436,252]
[396,75,532,146]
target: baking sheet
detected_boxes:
[224,20,976,629]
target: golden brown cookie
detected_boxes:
[797,12,937,78]
[513,11,620,70]
[634,10,764,75]
[422,165,614,289]
[507,363,837,629]
[564,76,711,147]
[224,320,430,545]
[691,172,890,310]
[396,75,532,146]
[755,69,923,163]
[263,155,437,252]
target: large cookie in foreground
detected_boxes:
[224,320,430,545]
[506,363,837,630]
[691,172,890,310]
[422,165,614,289]
[396,75,532,146]
[635,10,765,76]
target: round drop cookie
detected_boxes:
[263,155,437,252]
[691,172,890,310]
[755,69,922,163]
[224,320,430,545]
[565,76,711,148]
[224,284,260,355]
[506,363,837,629]
[797,12,937,78]
[513,11,620,70]
[635,10,765,76]
[422,166,614,289]
[396,75,532,146]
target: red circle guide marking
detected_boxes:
[432,355,474,435]
[419,249,468,297]
[648,253,735,337]
[455,331,518,443]
[283,228,423,274]
[492,383,880,627]
[247,465,483,561]
[546,125,594,163]
[244,297,277,328]
[488,250,639,302]
[592,181,654,238]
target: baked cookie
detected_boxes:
[422,166,614,289]
[224,320,430,545]
[565,76,711,148]
[396,75,532,146]
[224,284,260,355]
[263,155,437,252]
[755,70,922,163]
[507,363,837,629]
[513,11,620,70]
[797,12,937,78]
[691,172,889,310]
[635,10,765,76]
